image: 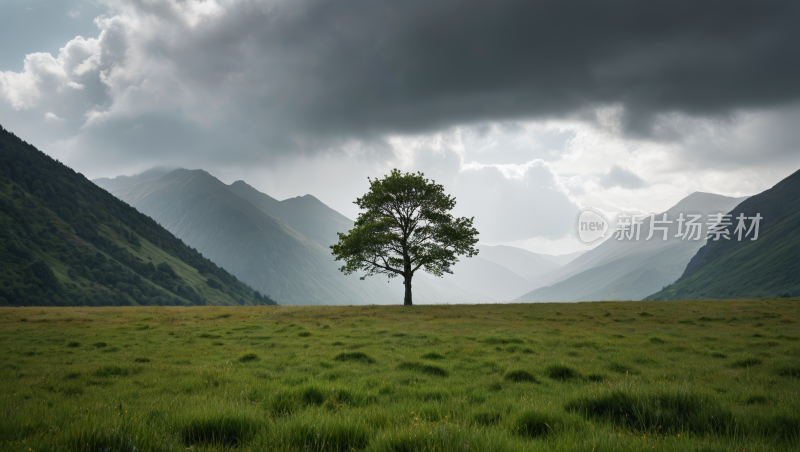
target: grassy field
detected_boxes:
[1,298,799,451]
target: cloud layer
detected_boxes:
[1,0,799,253]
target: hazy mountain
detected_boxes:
[647,169,800,300]
[443,256,536,301]
[515,192,748,302]
[476,244,561,280]
[224,180,290,225]
[0,125,273,307]
[97,168,488,305]
[103,168,379,305]
[227,181,352,247]
[93,167,173,193]
[539,250,587,266]
[281,195,354,247]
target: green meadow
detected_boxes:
[1,299,799,451]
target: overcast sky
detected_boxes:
[2,0,799,255]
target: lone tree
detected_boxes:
[331,169,479,306]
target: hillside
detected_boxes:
[0,125,275,306]
[515,192,747,302]
[647,169,800,300]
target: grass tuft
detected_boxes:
[397,361,448,377]
[734,357,762,367]
[744,395,769,405]
[421,352,445,360]
[545,363,579,381]
[179,415,258,446]
[482,336,524,345]
[300,386,326,406]
[93,365,135,377]
[565,391,731,433]
[504,369,539,383]
[333,352,376,364]
[268,393,299,416]
[514,410,556,438]
[284,421,370,451]
[608,362,640,374]
[473,411,503,426]
[777,365,800,378]
[238,352,258,362]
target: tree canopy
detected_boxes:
[331,169,479,305]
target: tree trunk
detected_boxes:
[403,277,412,306]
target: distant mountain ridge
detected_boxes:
[538,250,587,267]
[96,168,494,305]
[98,169,369,304]
[92,167,174,193]
[227,181,353,247]
[647,169,800,300]
[0,125,273,307]
[515,191,748,302]
[476,245,561,280]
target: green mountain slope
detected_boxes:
[102,168,404,305]
[0,124,275,307]
[646,169,800,300]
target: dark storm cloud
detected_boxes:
[3,0,799,172]
[206,0,800,138]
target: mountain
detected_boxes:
[92,167,173,193]
[96,168,487,305]
[646,169,800,300]
[515,192,748,302]
[538,250,587,266]
[101,168,379,305]
[0,125,274,307]
[227,181,352,247]
[476,245,561,280]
